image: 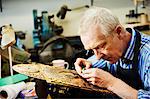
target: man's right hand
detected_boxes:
[74,58,92,76]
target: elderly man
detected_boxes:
[74,7,150,98]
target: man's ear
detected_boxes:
[114,25,122,39]
[115,25,122,34]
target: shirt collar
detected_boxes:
[122,28,136,62]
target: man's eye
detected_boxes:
[101,42,106,48]
[95,46,99,50]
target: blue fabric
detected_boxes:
[88,28,150,98]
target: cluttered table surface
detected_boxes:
[12,63,119,98]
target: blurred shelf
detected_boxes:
[141,30,150,35]
[124,22,150,28]
[0,0,2,12]
[124,22,150,35]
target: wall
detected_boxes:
[0,0,90,48]
[94,0,150,24]
[0,0,149,48]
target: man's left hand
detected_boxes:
[82,68,116,89]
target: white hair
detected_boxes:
[79,7,120,36]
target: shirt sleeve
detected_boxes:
[87,55,107,68]
[138,64,150,98]
[138,89,150,99]
[138,40,150,98]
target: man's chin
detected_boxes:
[109,62,115,64]
[108,59,117,64]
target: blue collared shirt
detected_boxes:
[88,28,150,98]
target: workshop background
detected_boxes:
[0,0,150,98]
[1,0,149,49]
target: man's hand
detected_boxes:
[74,58,92,76]
[82,68,116,88]
[82,68,138,99]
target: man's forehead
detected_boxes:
[80,24,107,49]
[81,33,106,50]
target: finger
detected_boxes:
[82,74,91,78]
[75,58,86,67]
[82,68,93,74]
[83,61,92,70]
[74,58,91,73]
[77,58,92,69]
[74,58,86,75]
[82,68,100,78]
[86,77,95,82]
[86,77,98,85]
[82,69,93,78]
[75,65,82,75]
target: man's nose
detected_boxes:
[93,49,104,60]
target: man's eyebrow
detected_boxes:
[93,41,106,48]
[92,42,101,49]
[92,45,99,49]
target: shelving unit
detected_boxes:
[0,0,2,12]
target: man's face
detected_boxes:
[81,25,124,64]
